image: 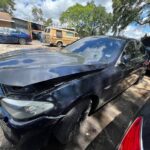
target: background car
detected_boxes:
[116,99,150,150]
[0,27,32,45]
[44,27,80,47]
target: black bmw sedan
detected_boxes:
[0,36,146,149]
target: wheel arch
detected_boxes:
[56,41,63,45]
[62,94,99,116]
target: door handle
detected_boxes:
[104,85,111,90]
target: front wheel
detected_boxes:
[1,120,49,150]
[19,38,26,45]
[53,99,92,144]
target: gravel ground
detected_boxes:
[0,42,150,150]
[0,40,59,54]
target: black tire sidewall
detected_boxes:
[54,99,91,144]
[57,42,63,48]
[19,38,26,45]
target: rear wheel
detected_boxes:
[53,99,92,144]
[56,42,63,48]
[19,38,26,45]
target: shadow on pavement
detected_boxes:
[0,76,150,150]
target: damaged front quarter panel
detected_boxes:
[0,66,105,130]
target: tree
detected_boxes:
[0,0,15,13]
[32,7,44,23]
[44,18,52,26]
[112,0,150,35]
[60,2,112,37]
[32,7,53,26]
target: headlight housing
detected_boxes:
[1,98,54,121]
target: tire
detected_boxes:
[16,129,49,150]
[0,120,20,145]
[53,99,92,144]
[1,120,49,150]
[56,42,63,48]
[19,38,26,45]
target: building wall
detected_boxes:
[0,21,12,27]
[12,18,29,33]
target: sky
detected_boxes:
[122,4,150,39]
[13,0,150,39]
[121,22,150,39]
[13,0,113,23]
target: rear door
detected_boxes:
[117,41,141,92]
[133,41,146,76]
[50,29,63,45]
[65,31,76,45]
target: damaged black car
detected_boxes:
[0,36,146,149]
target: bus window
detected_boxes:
[47,29,50,33]
[66,32,74,37]
[56,30,62,38]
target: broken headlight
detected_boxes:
[1,98,54,120]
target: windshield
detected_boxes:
[64,37,125,64]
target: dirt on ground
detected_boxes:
[0,40,59,54]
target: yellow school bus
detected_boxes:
[44,27,80,47]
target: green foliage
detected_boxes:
[112,0,150,34]
[0,0,15,13]
[32,7,44,23]
[60,2,112,37]
[32,7,52,26]
[44,18,52,26]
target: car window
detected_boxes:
[46,29,50,33]
[56,30,62,38]
[124,41,136,59]
[66,32,74,37]
[135,43,147,61]
[0,28,5,34]
[122,41,145,66]
[10,30,20,34]
[64,37,125,64]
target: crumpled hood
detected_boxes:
[0,49,106,87]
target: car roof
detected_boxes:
[83,35,136,42]
[109,36,136,41]
[45,27,78,33]
[85,35,134,41]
